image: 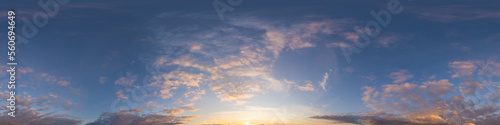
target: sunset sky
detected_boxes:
[1,0,500,125]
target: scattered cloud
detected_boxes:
[116,90,128,100]
[315,59,500,125]
[150,70,205,100]
[0,91,82,125]
[148,16,348,106]
[389,69,413,83]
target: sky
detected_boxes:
[1,0,500,125]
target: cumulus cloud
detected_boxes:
[389,69,413,83]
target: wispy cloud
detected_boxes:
[320,72,329,91]
[410,5,500,23]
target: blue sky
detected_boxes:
[1,0,500,125]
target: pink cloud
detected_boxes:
[389,69,413,83]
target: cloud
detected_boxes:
[360,75,377,81]
[150,70,205,100]
[459,80,484,96]
[320,72,329,91]
[160,103,199,116]
[164,108,184,115]
[13,67,84,96]
[18,67,34,74]
[180,103,199,112]
[311,111,446,125]
[99,76,108,84]
[374,34,400,48]
[284,79,316,92]
[344,67,354,73]
[336,32,402,49]
[451,42,471,52]
[116,90,128,100]
[316,69,499,125]
[389,69,413,83]
[314,59,500,125]
[326,42,352,49]
[229,18,353,57]
[478,59,500,77]
[410,5,500,23]
[449,60,480,78]
[295,82,316,92]
[114,73,137,86]
[0,91,82,125]
[36,73,72,86]
[147,16,349,106]
[184,89,206,102]
[85,110,198,125]
[234,100,248,106]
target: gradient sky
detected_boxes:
[1,0,500,125]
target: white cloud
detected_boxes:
[320,72,329,91]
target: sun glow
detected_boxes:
[241,122,252,125]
